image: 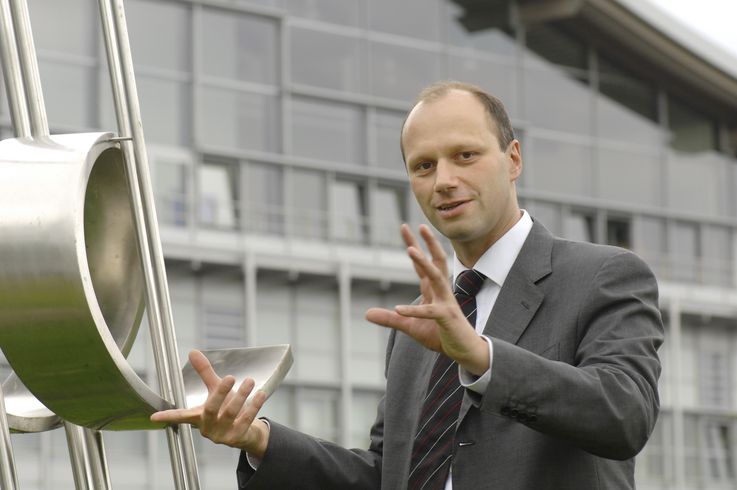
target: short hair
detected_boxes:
[400,81,516,161]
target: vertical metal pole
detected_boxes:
[64,423,113,490]
[0,0,30,137]
[0,385,19,490]
[7,0,47,137]
[0,2,26,482]
[97,1,200,489]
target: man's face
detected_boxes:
[402,90,522,260]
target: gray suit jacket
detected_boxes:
[238,220,664,489]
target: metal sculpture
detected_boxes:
[0,1,292,488]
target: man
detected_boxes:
[152,81,664,489]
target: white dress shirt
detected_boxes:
[445,210,533,490]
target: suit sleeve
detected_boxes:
[235,333,398,489]
[480,250,663,460]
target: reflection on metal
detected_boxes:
[0,0,294,488]
[65,423,112,490]
[0,384,19,490]
[184,346,294,409]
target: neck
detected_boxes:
[453,208,522,268]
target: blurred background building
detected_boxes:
[1,0,736,488]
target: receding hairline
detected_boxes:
[400,81,515,162]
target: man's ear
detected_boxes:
[507,140,523,181]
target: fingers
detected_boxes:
[150,407,202,425]
[407,247,454,302]
[220,378,256,423]
[419,225,448,276]
[401,224,426,280]
[365,307,414,333]
[189,350,222,391]
[201,375,236,432]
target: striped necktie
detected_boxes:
[407,269,486,489]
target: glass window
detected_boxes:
[369,0,440,42]
[667,151,728,216]
[198,160,239,229]
[243,162,284,235]
[670,222,699,283]
[370,41,441,101]
[702,225,731,287]
[524,26,591,135]
[669,97,718,153]
[297,387,340,442]
[284,0,362,26]
[202,271,245,348]
[200,9,278,84]
[138,77,191,145]
[526,201,561,236]
[255,272,293,363]
[448,54,516,114]
[295,277,340,382]
[290,169,327,239]
[290,27,365,93]
[684,414,702,483]
[290,97,365,165]
[702,419,735,484]
[29,0,96,57]
[632,216,665,274]
[371,186,404,247]
[596,56,662,147]
[198,87,279,152]
[154,158,190,227]
[126,0,190,71]
[606,216,631,249]
[563,210,594,242]
[39,61,95,129]
[372,109,405,170]
[350,281,387,386]
[330,180,366,243]
[528,138,592,196]
[597,148,660,206]
[351,391,382,448]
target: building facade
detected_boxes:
[1,0,736,488]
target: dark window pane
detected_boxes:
[669,97,718,153]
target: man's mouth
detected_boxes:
[435,200,469,217]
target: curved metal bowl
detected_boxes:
[183,345,293,409]
[0,132,156,431]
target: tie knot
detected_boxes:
[454,269,485,298]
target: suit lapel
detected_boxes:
[459,220,553,420]
[482,220,553,341]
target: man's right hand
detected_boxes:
[150,350,270,458]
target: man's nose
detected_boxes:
[433,160,458,193]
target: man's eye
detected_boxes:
[460,152,475,160]
[416,162,433,171]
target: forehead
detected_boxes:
[402,90,497,152]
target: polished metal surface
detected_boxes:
[99,0,201,487]
[64,423,112,490]
[0,384,19,490]
[0,0,30,138]
[0,132,163,430]
[183,345,294,409]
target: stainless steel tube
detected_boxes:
[98,1,200,488]
[0,0,30,138]
[64,423,112,490]
[7,0,47,137]
[0,385,19,490]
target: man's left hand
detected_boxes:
[365,224,489,375]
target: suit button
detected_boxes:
[500,406,510,416]
[528,414,537,423]
[518,413,528,423]
[510,409,519,419]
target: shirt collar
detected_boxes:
[452,210,533,287]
